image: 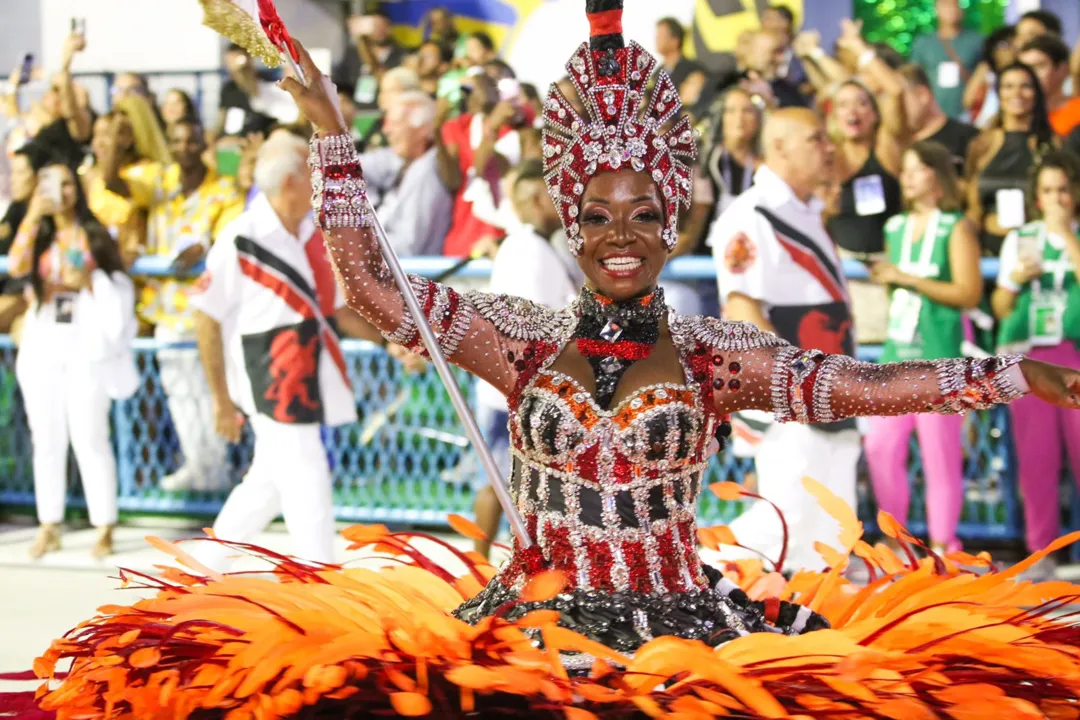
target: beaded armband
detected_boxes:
[308,133,372,230]
[933,354,1027,414]
[769,351,1029,423]
[383,275,475,360]
[769,347,834,424]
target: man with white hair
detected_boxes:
[188,132,379,570]
[358,89,455,256]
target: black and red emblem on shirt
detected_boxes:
[243,318,324,424]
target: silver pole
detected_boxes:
[365,212,534,549]
[279,37,533,549]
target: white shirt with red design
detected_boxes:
[190,193,357,428]
[710,165,849,314]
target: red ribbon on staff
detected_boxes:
[257,0,299,62]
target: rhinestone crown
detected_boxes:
[541,7,697,256]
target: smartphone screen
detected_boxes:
[17,53,33,86]
[39,168,62,207]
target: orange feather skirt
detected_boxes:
[26,483,1080,719]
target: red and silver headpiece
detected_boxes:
[542,0,697,256]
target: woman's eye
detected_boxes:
[633,211,660,223]
[582,212,608,225]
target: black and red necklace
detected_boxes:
[573,287,665,409]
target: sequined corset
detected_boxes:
[499,340,720,597]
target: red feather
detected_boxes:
[257,0,299,62]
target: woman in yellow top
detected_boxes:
[81,94,171,265]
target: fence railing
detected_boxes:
[0,255,1045,549]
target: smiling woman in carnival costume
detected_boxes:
[27,2,1080,718]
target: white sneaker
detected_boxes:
[160,466,196,493]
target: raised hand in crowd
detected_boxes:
[792,30,821,60]
[485,100,521,135]
[836,18,867,56]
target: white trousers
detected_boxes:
[17,307,118,527]
[191,415,335,572]
[156,325,228,489]
[724,424,861,572]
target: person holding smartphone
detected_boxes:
[992,151,1080,578]
[7,162,138,560]
[865,141,983,556]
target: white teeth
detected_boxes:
[601,257,643,271]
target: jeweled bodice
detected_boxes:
[497,321,722,596]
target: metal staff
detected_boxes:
[264,18,533,548]
[363,211,534,548]
[280,52,532,549]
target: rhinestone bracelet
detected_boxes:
[308,132,372,230]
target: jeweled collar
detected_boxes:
[572,286,666,332]
[571,287,666,409]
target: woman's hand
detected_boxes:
[869,261,913,288]
[1020,358,1080,410]
[793,31,821,59]
[836,18,869,56]
[277,41,348,136]
[29,180,59,218]
[1009,258,1043,287]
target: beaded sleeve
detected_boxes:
[672,317,1029,421]
[308,132,566,395]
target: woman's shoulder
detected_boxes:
[463,289,576,342]
[669,314,786,352]
[968,128,1002,162]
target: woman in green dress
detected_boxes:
[866,141,984,554]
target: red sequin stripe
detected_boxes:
[587,538,614,590]
[656,528,682,592]
[588,8,622,37]
[319,164,364,228]
[576,338,653,360]
[763,596,781,624]
[622,540,652,593]
[798,363,823,424]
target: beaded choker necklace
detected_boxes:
[573,287,666,409]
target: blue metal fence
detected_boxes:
[0,256,1043,548]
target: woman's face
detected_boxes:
[721,91,760,146]
[10,154,36,202]
[463,74,496,115]
[115,113,136,155]
[577,170,667,302]
[832,84,877,141]
[825,84,876,140]
[1037,167,1076,221]
[162,90,189,125]
[899,150,941,206]
[992,38,1016,71]
[999,68,1036,119]
[91,116,111,161]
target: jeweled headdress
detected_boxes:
[542,0,697,256]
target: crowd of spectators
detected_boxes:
[3,0,1080,570]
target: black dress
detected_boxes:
[977,131,1036,257]
[826,151,902,256]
